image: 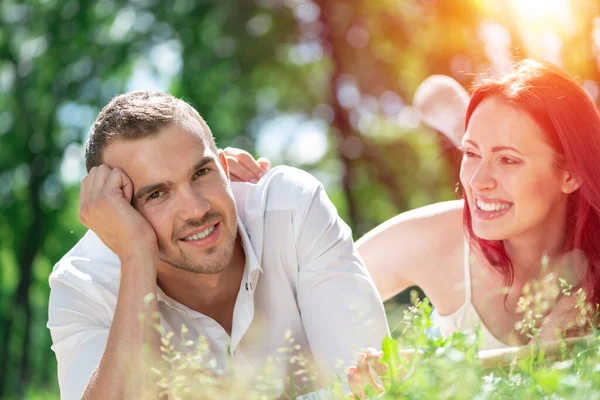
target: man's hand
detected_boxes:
[347,348,387,399]
[79,165,158,260]
[77,165,162,400]
[223,147,271,183]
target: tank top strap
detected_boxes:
[463,237,472,302]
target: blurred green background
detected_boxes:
[2,0,600,397]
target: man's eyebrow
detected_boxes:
[189,156,215,175]
[134,181,172,202]
[133,156,216,203]
[464,140,523,155]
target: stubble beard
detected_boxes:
[160,197,240,274]
[160,229,238,274]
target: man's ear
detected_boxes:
[561,169,581,194]
[218,149,231,181]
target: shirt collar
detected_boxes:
[237,215,263,277]
[156,216,263,307]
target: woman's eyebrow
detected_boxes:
[464,140,523,155]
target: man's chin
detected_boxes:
[189,262,228,275]
[162,260,228,275]
[159,249,231,275]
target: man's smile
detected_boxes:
[178,222,221,248]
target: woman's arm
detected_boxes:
[356,200,464,301]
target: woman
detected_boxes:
[226,59,600,352]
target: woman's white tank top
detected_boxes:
[431,240,511,351]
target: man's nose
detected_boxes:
[176,185,210,221]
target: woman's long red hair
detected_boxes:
[463,59,600,306]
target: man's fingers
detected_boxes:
[80,166,97,203]
[347,366,365,399]
[89,164,112,199]
[79,166,102,222]
[369,358,388,377]
[80,172,93,204]
[104,168,134,202]
[356,353,370,378]
[356,353,385,394]
[365,348,388,376]
[367,363,386,392]
[347,350,387,399]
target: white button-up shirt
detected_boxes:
[47,166,389,399]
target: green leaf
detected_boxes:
[381,335,400,381]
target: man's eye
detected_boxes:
[194,168,210,179]
[148,191,166,201]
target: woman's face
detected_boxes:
[460,97,576,241]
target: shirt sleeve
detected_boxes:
[47,278,110,400]
[294,180,390,382]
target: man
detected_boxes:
[47,91,389,399]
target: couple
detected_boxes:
[48,59,600,399]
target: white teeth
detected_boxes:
[183,226,215,241]
[476,200,511,212]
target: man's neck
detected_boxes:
[155,235,246,333]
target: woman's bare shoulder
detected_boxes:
[357,200,465,299]
[358,200,464,245]
[399,199,463,221]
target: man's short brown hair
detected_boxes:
[85,91,217,172]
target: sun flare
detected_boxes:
[509,0,573,29]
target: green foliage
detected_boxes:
[141,291,600,399]
[373,294,600,400]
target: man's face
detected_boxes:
[102,122,238,274]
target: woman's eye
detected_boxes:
[500,156,519,165]
[463,149,479,158]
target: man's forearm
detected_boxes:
[83,252,160,400]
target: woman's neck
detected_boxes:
[503,203,569,283]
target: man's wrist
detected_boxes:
[119,248,159,279]
[119,246,157,264]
